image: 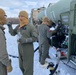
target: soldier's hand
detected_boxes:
[7,59,13,72]
[7,65,13,72]
[18,37,32,44]
[7,21,12,26]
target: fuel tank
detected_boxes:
[38,0,73,23]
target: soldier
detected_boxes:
[37,17,51,67]
[48,20,66,49]
[7,10,38,75]
[0,8,12,75]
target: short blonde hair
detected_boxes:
[42,17,49,22]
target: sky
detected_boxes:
[0,0,60,18]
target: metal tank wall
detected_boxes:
[38,8,47,21]
[37,10,45,21]
[68,0,76,61]
[38,0,73,23]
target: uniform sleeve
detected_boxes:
[0,31,11,67]
[23,25,38,43]
[8,25,17,36]
[30,25,38,42]
[47,26,52,38]
[36,25,40,35]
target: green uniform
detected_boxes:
[37,24,51,65]
[8,24,38,75]
[0,25,11,75]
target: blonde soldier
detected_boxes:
[7,10,38,75]
[37,17,51,67]
[0,8,12,75]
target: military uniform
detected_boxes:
[38,24,51,65]
[8,23,37,75]
[0,8,12,75]
[0,25,11,75]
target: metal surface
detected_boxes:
[38,0,73,23]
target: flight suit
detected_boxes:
[8,24,38,75]
[37,24,51,65]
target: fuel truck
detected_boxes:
[37,0,76,65]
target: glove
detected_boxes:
[18,37,32,44]
[7,65,12,72]
[7,59,13,72]
[7,21,12,26]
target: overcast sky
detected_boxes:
[0,0,60,17]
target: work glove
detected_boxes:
[18,37,32,44]
[7,65,12,72]
[7,21,12,27]
[7,59,13,72]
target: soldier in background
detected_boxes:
[54,20,66,48]
[37,17,51,67]
[48,20,66,49]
